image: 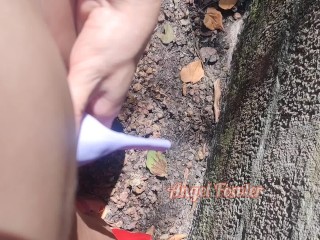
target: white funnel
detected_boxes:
[77,115,171,165]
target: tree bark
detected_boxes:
[190,0,320,239]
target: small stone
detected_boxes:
[194,17,200,24]
[129,177,143,187]
[204,106,212,112]
[126,221,137,230]
[160,234,170,240]
[198,148,205,160]
[193,96,200,103]
[115,220,123,228]
[209,55,219,64]
[200,47,217,62]
[116,201,126,209]
[175,10,185,19]
[186,109,193,117]
[158,13,165,23]
[169,227,176,234]
[133,185,146,195]
[146,67,153,74]
[164,10,174,20]
[173,172,179,178]
[146,103,153,111]
[148,193,158,204]
[206,96,213,102]
[125,207,136,216]
[187,161,193,169]
[182,83,187,96]
[180,19,190,26]
[133,83,143,92]
[156,112,164,119]
[110,196,118,203]
[199,83,206,90]
[119,191,129,203]
[233,12,242,20]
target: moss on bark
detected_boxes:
[189,0,320,239]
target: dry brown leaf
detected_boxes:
[214,79,222,123]
[180,60,204,83]
[197,147,205,161]
[146,225,155,237]
[101,206,110,219]
[203,8,224,31]
[183,167,190,185]
[168,234,188,240]
[182,83,187,96]
[219,0,238,10]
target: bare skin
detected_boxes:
[0,0,160,239]
[0,1,76,239]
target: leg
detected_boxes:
[0,1,76,239]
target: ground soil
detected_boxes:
[78,0,246,239]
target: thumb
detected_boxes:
[68,69,95,132]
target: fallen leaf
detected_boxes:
[233,12,242,20]
[115,220,123,228]
[146,225,155,237]
[101,206,111,219]
[182,83,187,96]
[197,147,205,161]
[168,234,188,240]
[219,0,238,10]
[180,60,205,83]
[214,79,222,123]
[146,151,168,177]
[160,234,170,240]
[158,23,175,44]
[203,8,224,31]
[183,167,189,185]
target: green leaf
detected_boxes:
[157,23,175,44]
[146,151,168,177]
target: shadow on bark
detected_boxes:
[189,0,320,239]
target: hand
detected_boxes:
[69,0,161,129]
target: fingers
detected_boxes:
[68,70,95,133]
[76,0,110,32]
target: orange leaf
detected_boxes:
[214,79,222,123]
[219,0,238,10]
[182,83,187,96]
[203,8,224,31]
[180,60,204,83]
[146,225,155,236]
[168,234,188,240]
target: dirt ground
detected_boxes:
[78,0,246,238]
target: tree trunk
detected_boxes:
[190,0,320,239]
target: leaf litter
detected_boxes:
[146,151,168,177]
[77,0,245,238]
[203,8,224,31]
[180,60,205,83]
[219,0,238,10]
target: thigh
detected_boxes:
[39,0,77,66]
[0,1,76,239]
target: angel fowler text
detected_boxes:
[167,182,264,202]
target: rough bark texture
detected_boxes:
[190,0,320,239]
